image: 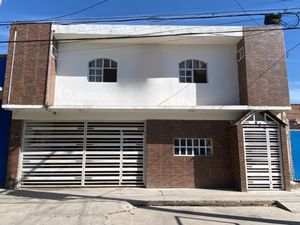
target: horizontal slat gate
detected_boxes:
[22,121,144,187]
[85,122,144,186]
[243,124,283,190]
[22,122,85,187]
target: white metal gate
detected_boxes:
[243,124,283,190]
[21,121,144,187]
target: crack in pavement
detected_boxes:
[104,204,136,225]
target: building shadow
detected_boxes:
[2,189,300,225]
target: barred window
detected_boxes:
[88,58,117,82]
[179,59,207,83]
[173,138,213,156]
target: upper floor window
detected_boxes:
[88,58,117,82]
[179,59,207,83]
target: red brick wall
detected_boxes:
[6,120,23,187]
[237,26,290,106]
[145,120,235,188]
[2,23,52,105]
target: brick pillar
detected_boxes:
[280,126,292,191]
[6,120,23,188]
[230,124,247,192]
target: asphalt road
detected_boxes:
[0,200,300,225]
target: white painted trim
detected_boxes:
[8,29,17,104]
[50,105,292,111]
[2,104,291,111]
[2,105,44,109]
[53,24,243,37]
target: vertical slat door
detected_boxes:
[85,122,144,186]
[121,124,144,186]
[243,124,283,190]
[22,122,85,187]
[22,121,145,187]
[85,122,122,186]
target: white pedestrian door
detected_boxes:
[243,123,283,190]
[21,122,144,187]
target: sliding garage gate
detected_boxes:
[243,123,283,190]
[21,122,144,187]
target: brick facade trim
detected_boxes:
[237,26,290,106]
[2,23,52,105]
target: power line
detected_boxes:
[1,26,299,44]
[248,39,300,90]
[0,8,299,26]
[37,0,109,21]
[234,0,260,25]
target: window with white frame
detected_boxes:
[88,58,117,82]
[179,59,207,83]
[173,138,213,156]
[237,47,245,62]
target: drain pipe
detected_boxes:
[45,23,54,108]
[7,26,17,104]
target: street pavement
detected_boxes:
[0,188,300,225]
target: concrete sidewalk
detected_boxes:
[1,188,300,212]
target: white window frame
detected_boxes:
[173,138,213,157]
[88,58,117,83]
[237,47,245,62]
[242,112,278,125]
[179,59,208,83]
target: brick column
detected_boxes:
[280,126,292,191]
[230,124,247,192]
[6,120,23,188]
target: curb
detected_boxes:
[128,200,276,207]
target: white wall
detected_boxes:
[55,43,240,106]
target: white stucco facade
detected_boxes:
[50,24,244,107]
[55,42,240,106]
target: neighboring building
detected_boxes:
[1,23,292,191]
[0,54,11,187]
[287,104,300,181]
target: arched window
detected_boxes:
[179,59,207,83]
[88,58,117,82]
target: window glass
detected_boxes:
[111,60,117,68]
[174,138,213,157]
[193,60,200,69]
[104,59,110,68]
[89,76,95,82]
[179,59,207,84]
[103,69,117,82]
[89,60,95,67]
[96,59,102,67]
[194,70,207,83]
[186,60,193,68]
[179,61,185,68]
[89,69,95,75]
[88,58,117,83]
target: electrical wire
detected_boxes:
[0,8,299,26]
[248,39,300,90]
[234,0,260,25]
[1,26,299,44]
[37,0,109,21]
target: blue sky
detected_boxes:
[0,0,299,103]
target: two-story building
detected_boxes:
[2,23,292,191]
